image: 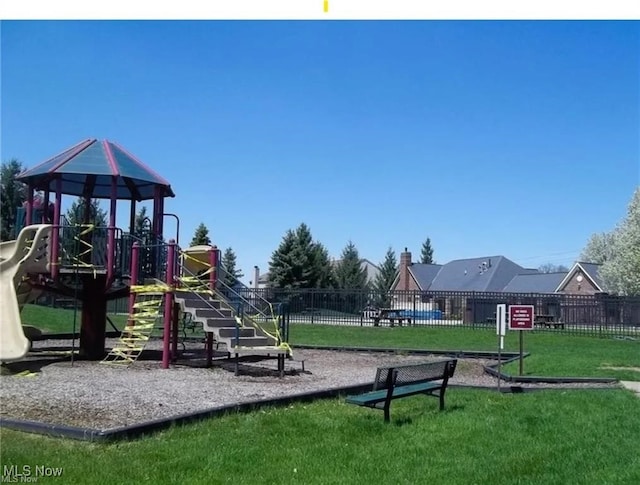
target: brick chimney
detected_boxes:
[399,247,412,291]
[253,266,260,289]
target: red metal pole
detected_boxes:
[162,239,176,369]
[128,242,140,328]
[51,177,62,280]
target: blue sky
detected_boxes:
[2,21,639,282]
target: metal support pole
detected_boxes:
[162,239,176,369]
[42,188,50,223]
[51,177,62,280]
[206,333,213,367]
[519,331,524,376]
[163,213,180,246]
[171,302,179,363]
[107,176,117,286]
[25,184,34,226]
[129,199,137,236]
[128,243,140,327]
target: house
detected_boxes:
[391,249,606,296]
[503,272,569,293]
[503,262,604,296]
[391,248,540,294]
[555,262,604,295]
[389,248,609,323]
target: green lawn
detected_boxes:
[21,304,128,334]
[1,389,639,484]
[289,324,640,381]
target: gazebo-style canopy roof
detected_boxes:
[17,138,175,200]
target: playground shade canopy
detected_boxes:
[16,139,175,201]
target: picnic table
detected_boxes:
[534,314,565,329]
[361,307,412,327]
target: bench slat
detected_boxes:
[346,382,441,406]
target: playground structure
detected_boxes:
[0,138,291,371]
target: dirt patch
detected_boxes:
[0,340,620,430]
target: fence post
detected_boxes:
[311,290,315,324]
[412,290,416,326]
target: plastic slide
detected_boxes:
[0,224,52,362]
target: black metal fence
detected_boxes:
[233,288,640,338]
[30,284,640,339]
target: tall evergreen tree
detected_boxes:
[268,223,331,289]
[222,247,244,287]
[190,223,211,246]
[334,241,368,290]
[373,247,398,306]
[311,242,335,288]
[0,159,26,241]
[65,197,107,226]
[268,229,299,288]
[420,237,435,264]
[292,223,318,287]
[133,206,150,238]
[62,198,108,263]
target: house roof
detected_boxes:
[407,264,443,290]
[503,272,568,293]
[428,256,534,292]
[555,262,604,293]
[578,262,604,290]
[16,138,175,201]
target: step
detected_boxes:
[228,346,290,356]
[195,308,233,319]
[229,336,272,347]
[179,298,221,309]
[204,318,238,329]
[218,327,257,338]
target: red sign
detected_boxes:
[508,305,534,331]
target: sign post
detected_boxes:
[496,304,507,391]
[508,305,534,376]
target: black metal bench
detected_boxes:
[345,359,457,422]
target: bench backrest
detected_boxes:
[373,359,457,391]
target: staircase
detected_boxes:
[174,290,290,358]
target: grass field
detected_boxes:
[21,304,128,334]
[1,389,639,484]
[289,324,640,381]
[5,308,640,483]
